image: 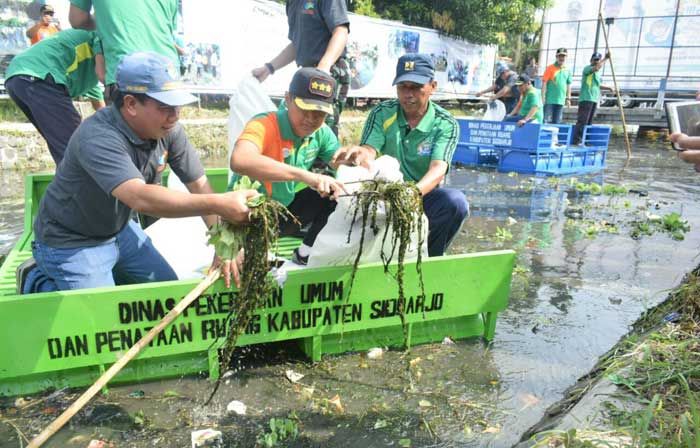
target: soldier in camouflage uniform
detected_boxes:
[252,0,350,136]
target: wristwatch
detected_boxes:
[265,62,275,75]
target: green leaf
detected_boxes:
[247,194,265,208]
[234,175,261,192]
[374,419,388,429]
[607,373,636,389]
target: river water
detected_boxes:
[1,135,699,447]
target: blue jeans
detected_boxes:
[423,187,470,257]
[27,220,177,293]
[544,103,564,124]
[504,115,523,123]
[503,96,518,115]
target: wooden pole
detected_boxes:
[27,268,222,448]
[599,12,633,159]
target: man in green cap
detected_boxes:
[69,0,179,103]
[5,29,104,164]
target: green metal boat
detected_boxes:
[0,169,515,397]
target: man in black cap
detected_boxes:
[333,53,469,257]
[229,67,356,270]
[251,0,350,135]
[505,74,543,126]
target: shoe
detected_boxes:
[291,248,309,266]
[16,257,37,294]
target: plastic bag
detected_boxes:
[307,156,428,268]
[227,76,277,183]
[483,99,506,121]
[144,216,213,280]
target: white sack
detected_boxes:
[227,76,277,183]
[482,99,506,121]
[307,156,428,268]
[144,216,213,280]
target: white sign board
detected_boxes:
[178,0,496,98]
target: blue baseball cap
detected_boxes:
[495,63,508,76]
[392,53,435,86]
[116,52,196,106]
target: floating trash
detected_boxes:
[191,428,223,448]
[285,369,305,383]
[663,311,681,323]
[367,347,384,359]
[442,336,456,345]
[226,400,247,416]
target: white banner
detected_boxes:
[178,0,496,98]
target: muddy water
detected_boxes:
[2,136,700,447]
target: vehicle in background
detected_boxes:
[539,0,700,108]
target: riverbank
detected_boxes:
[521,266,700,447]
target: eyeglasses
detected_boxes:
[43,11,54,16]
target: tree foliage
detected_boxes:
[349,0,550,45]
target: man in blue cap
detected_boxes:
[333,53,469,257]
[23,52,258,293]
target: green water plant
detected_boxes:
[256,417,300,447]
[205,176,295,402]
[493,226,513,242]
[346,180,425,342]
[630,212,690,241]
[575,182,603,195]
[661,212,690,240]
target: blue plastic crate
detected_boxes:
[453,119,608,176]
[453,143,500,166]
[498,147,607,175]
[582,125,612,148]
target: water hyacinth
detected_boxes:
[206,177,296,402]
[346,180,426,343]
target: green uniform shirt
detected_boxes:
[520,87,543,124]
[543,63,572,106]
[70,0,178,85]
[579,65,602,103]
[5,29,103,100]
[229,109,339,207]
[360,100,459,183]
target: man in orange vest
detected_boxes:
[26,4,61,45]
